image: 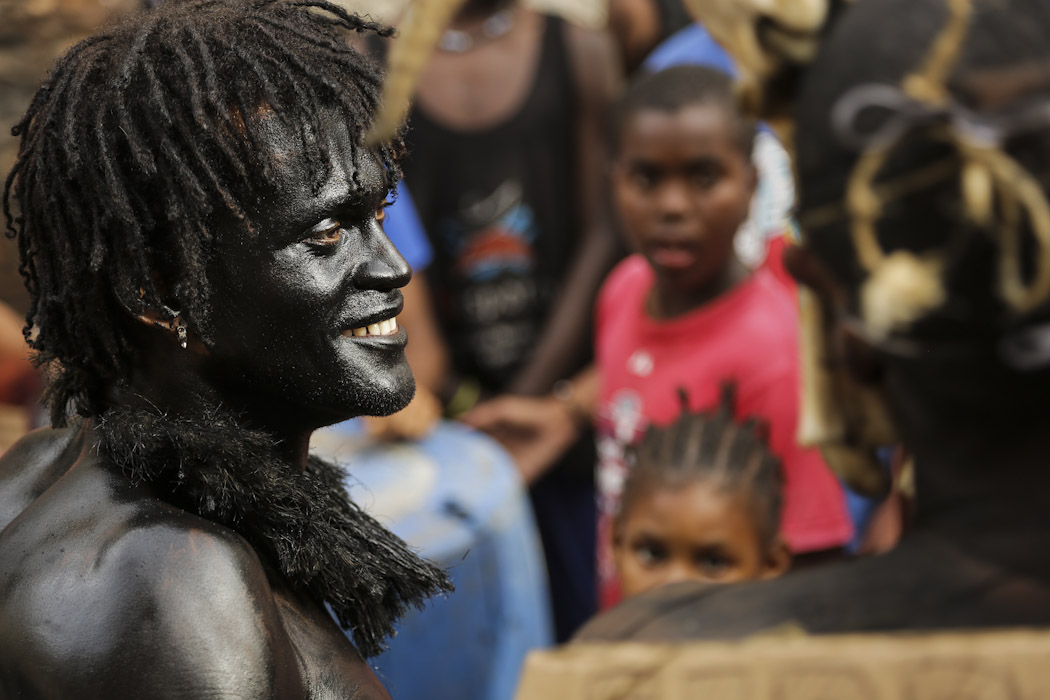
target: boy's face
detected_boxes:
[613,479,789,599]
[613,104,756,298]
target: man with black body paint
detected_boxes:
[0,2,450,697]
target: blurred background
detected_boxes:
[0,1,903,697]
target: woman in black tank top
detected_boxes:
[394,2,623,641]
[404,14,577,394]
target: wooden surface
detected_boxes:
[517,630,1050,699]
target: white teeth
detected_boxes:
[346,317,399,337]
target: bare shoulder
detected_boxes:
[0,423,82,474]
[0,422,85,530]
[563,19,616,63]
[0,461,306,700]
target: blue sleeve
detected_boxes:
[644,25,779,139]
[642,23,737,77]
[383,183,433,272]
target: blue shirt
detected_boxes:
[384,184,432,272]
[643,23,737,76]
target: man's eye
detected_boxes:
[308,220,343,246]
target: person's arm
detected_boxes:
[607,0,662,73]
[504,23,623,396]
[464,365,598,484]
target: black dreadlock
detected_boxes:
[612,64,758,158]
[622,382,784,548]
[3,0,401,425]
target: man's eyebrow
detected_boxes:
[305,181,387,222]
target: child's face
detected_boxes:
[613,104,756,299]
[613,479,789,599]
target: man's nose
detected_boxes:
[353,223,412,290]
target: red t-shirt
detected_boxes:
[595,255,851,607]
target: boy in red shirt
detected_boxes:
[468,64,851,607]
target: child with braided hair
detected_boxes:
[614,383,790,600]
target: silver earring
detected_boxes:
[164,305,188,349]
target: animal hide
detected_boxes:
[94,400,453,658]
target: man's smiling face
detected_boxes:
[202,107,415,429]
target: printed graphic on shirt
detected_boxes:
[441,180,538,282]
[436,180,545,379]
[626,349,654,378]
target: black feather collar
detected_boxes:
[93,400,452,658]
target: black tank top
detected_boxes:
[402,15,578,393]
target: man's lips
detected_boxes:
[342,314,399,338]
[340,295,404,338]
[340,313,407,350]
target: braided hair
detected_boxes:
[622,382,784,548]
[3,0,401,425]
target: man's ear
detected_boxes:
[761,538,792,580]
[113,286,182,336]
[135,305,180,332]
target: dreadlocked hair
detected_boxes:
[3,0,401,425]
[622,382,784,548]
